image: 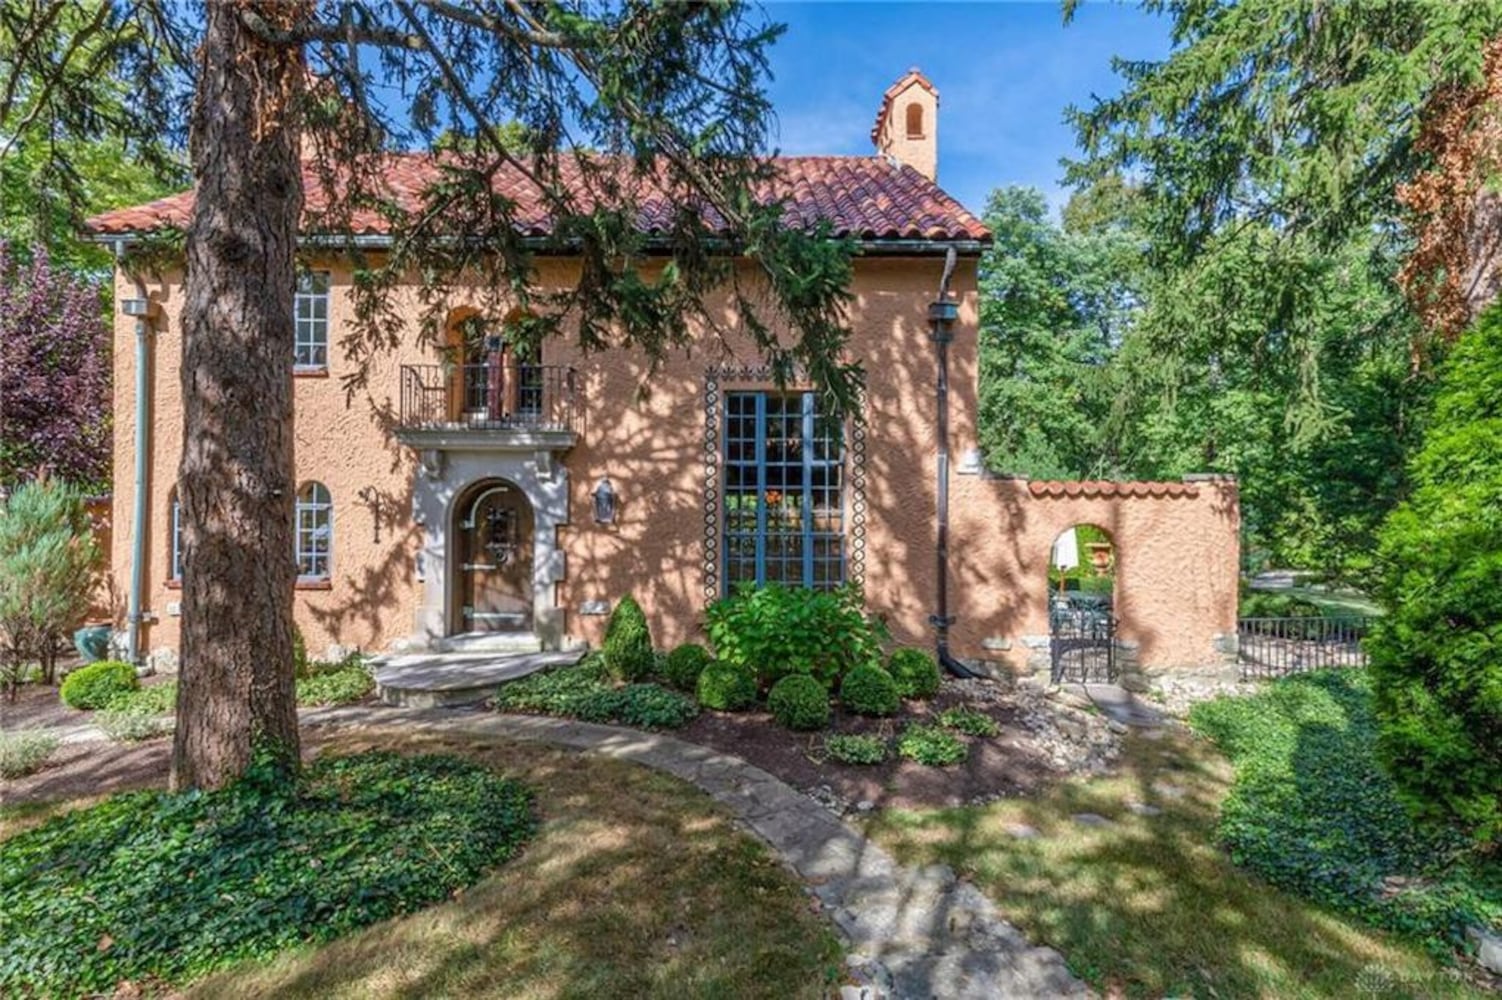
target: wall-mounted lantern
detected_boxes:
[592,477,617,524]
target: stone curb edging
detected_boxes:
[300,706,1092,999]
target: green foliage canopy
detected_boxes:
[1369,306,1502,848]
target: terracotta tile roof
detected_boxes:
[871,68,939,144]
[85,153,989,244]
[1026,480,1204,499]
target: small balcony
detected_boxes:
[396,363,581,452]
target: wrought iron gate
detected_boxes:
[1050,604,1118,683]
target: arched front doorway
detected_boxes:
[451,478,535,635]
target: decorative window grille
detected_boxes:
[722,391,845,591]
[294,271,330,369]
[295,482,333,580]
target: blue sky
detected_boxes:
[760,2,1171,218]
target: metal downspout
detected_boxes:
[929,247,979,679]
[115,241,152,665]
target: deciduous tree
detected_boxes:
[0,241,111,491]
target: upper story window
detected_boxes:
[905,102,924,139]
[723,392,845,592]
[294,271,330,370]
[295,481,332,580]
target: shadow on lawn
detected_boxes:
[866,722,1481,999]
[188,732,838,1000]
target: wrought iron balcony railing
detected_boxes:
[398,363,580,436]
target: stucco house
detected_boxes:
[88,70,1240,683]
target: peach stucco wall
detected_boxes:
[948,478,1241,671]
[110,250,1238,672]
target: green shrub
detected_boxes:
[767,674,830,731]
[705,584,885,690]
[97,705,170,743]
[896,724,968,767]
[59,660,138,710]
[107,681,177,716]
[612,683,699,729]
[938,707,1001,738]
[295,665,373,707]
[292,624,312,678]
[1189,670,1501,955]
[1368,308,1502,849]
[696,661,758,712]
[1238,591,1323,619]
[886,648,940,699]
[0,750,533,995]
[824,733,888,766]
[602,595,655,682]
[0,730,58,778]
[0,480,99,692]
[840,664,899,717]
[663,642,712,692]
[494,663,697,730]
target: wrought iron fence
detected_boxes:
[1237,615,1372,679]
[399,364,579,434]
[1050,602,1118,684]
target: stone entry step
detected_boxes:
[372,649,584,708]
[433,631,544,655]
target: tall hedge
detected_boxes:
[1368,307,1502,849]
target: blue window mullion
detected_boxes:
[754,392,767,587]
[801,392,815,588]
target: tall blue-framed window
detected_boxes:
[723,392,845,591]
[295,481,333,580]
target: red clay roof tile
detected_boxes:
[84,153,990,244]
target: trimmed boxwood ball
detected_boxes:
[886,648,940,699]
[696,661,758,711]
[602,594,655,682]
[663,642,712,692]
[59,660,138,710]
[840,664,900,717]
[767,674,830,731]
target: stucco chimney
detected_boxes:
[871,68,939,181]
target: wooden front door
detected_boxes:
[455,481,533,633]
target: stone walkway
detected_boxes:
[301,705,1091,999]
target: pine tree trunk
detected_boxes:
[171,3,304,790]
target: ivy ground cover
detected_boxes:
[0,751,533,995]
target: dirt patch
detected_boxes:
[678,678,1122,812]
[0,672,176,732]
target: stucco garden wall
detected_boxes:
[947,476,1241,674]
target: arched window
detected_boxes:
[168,490,182,581]
[295,482,332,580]
[905,102,924,139]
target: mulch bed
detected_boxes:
[679,682,1077,812]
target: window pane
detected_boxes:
[293,271,330,369]
[722,391,844,592]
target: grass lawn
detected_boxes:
[180,731,840,998]
[865,724,1485,998]
[1249,582,1384,618]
